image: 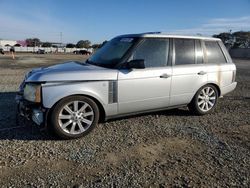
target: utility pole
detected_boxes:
[60,32,62,48]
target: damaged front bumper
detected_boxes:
[16,93,47,126]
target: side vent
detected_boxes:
[108,81,118,104]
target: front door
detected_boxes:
[117,38,172,114]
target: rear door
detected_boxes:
[118,38,172,114]
[170,38,207,106]
[203,40,233,88]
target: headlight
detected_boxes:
[23,83,41,102]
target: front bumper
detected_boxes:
[16,93,46,126]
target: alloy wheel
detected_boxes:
[197,86,217,112]
[58,101,94,134]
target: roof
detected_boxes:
[117,32,221,41]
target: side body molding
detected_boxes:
[42,81,118,117]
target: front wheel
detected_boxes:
[50,96,99,139]
[188,85,218,115]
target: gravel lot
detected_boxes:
[0,54,249,187]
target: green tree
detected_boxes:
[91,43,101,49]
[14,44,21,47]
[213,31,250,49]
[26,38,41,47]
[213,32,232,44]
[76,40,91,48]
[42,42,52,47]
[232,31,250,48]
[66,43,76,48]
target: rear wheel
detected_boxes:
[50,96,99,139]
[188,84,218,115]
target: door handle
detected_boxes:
[198,71,207,75]
[160,73,171,78]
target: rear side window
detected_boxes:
[175,39,195,65]
[205,41,227,64]
[131,38,169,68]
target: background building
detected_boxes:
[0,40,17,47]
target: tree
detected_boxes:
[91,43,101,49]
[232,31,250,48]
[213,32,232,44]
[76,40,91,48]
[213,32,234,48]
[14,44,21,47]
[26,38,41,47]
[213,31,250,49]
[42,42,52,47]
[66,43,76,48]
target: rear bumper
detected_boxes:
[221,82,237,96]
[16,94,46,126]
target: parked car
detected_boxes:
[73,50,91,55]
[36,49,46,54]
[16,33,237,139]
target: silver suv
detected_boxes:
[17,33,237,139]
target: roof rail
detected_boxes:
[141,32,162,35]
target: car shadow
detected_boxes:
[0,92,192,141]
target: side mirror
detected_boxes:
[127,59,145,69]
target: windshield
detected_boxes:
[87,37,136,68]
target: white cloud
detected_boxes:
[167,16,250,36]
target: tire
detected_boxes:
[50,96,99,139]
[188,84,218,115]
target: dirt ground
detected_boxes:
[0,53,249,187]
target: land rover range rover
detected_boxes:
[16,33,237,139]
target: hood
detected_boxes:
[26,61,118,82]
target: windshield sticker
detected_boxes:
[120,38,134,42]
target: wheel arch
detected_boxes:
[46,94,106,123]
[188,83,220,115]
[206,83,221,97]
[190,82,221,104]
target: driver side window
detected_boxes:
[130,38,169,68]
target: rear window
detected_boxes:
[175,39,195,65]
[205,41,227,64]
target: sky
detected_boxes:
[0,0,250,44]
